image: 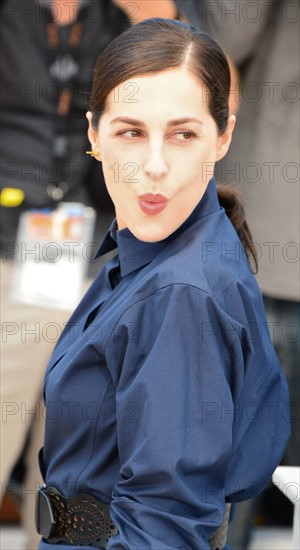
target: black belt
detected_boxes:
[36,485,230,549]
[35,485,118,547]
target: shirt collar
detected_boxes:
[95,176,220,277]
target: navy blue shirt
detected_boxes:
[39,177,290,549]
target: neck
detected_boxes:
[50,0,80,25]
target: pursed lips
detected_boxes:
[138,194,168,215]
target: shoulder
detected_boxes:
[148,208,257,309]
[115,207,262,325]
[105,208,267,360]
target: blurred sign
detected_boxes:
[12,203,96,310]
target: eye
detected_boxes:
[174,131,196,141]
[118,129,143,139]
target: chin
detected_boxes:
[129,222,174,243]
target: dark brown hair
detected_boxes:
[90,18,257,272]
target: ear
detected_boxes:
[216,115,236,162]
[86,111,101,161]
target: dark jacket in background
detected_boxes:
[0,0,130,253]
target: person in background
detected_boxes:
[0,1,182,547]
[173,0,299,546]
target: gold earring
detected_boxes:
[86,150,98,157]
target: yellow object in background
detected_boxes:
[0,188,25,207]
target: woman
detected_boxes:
[36,18,290,549]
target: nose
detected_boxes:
[143,143,168,179]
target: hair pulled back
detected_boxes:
[90,18,257,272]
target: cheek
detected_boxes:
[101,146,133,184]
[190,140,218,180]
[101,147,121,184]
[171,150,214,189]
[101,160,132,211]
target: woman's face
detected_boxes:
[87,67,235,242]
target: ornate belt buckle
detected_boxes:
[36,485,118,547]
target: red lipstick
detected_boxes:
[138,194,168,215]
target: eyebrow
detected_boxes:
[109,116,203,127]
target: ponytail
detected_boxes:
[217,184,258,273]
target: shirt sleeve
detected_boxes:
[221,274,291,502]
[106,284,237,549]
